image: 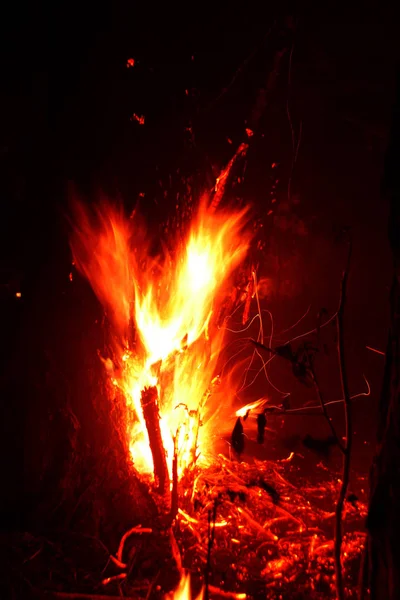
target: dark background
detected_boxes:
[0,4,398,531]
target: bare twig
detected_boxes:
[309,367,345,454]
[286,36,303,202]
[102,573,127,586]
[236,506,278,541]
[116,526,152,563]
[334,239,353,600]
[145,571,161,600]
[282,376,370,412]
[109,554,127,570]
[170,432,179,521]
[204,499,218,600]
[205,27,273,113]
[208,585,247,599]
[168,527,183,573]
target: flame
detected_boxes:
[235,398,267,418]
[71,197,249,478]
[165,572,203,600]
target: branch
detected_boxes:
[204,499,218,600]
[116,526,152,564]
[204,27,273,113]
[140,386,170,496]
[334,239,353,600]
[170,432,179,521]
[309,367,345,454]
[208,586,247,599]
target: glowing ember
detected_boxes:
[71,197,249,480]
[131,113,145,125]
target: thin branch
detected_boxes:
[285,310,337,345]
[204,499,218,600]
[334,239,353,600]
[279,375,370,413]
[116,526,152,564]
[310,367,345,454]
[205,27,273,113]
[286,40,303,201]
[287,42,296,155]
[170,432,179,521]
[102,573,127,586]
[251,337,345,452]
[288,120,302,201]
[208,586,247,599]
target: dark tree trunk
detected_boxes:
[366,70,400,599]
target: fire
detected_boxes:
[235,398,267,418]
[165,572,203,600]
[71,197,249,480]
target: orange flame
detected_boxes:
[71,197,250,477]
[165,572,203,600]
[235,398,268,418]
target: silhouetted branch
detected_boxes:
[204,499,218,600]
[309,367,345,454]
[334,239,353,600]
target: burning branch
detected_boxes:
[209,143,248,214]
[116,526,152,564]
[170,432,179,521]
[140,386,170,496]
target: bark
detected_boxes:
[140,386,170,497]
[366,69,400,599]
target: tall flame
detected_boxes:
[70,197,249,477]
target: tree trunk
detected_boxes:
[366,70,400,599]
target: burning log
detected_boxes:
[140,386,170,496]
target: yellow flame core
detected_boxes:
[71,200,249,478]
[165,572,203,600]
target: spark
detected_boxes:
[131,113,145,125]
[285,310,337,345]
[275,305,311,337]
[284,375,371,413]
[366,345,385,356]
